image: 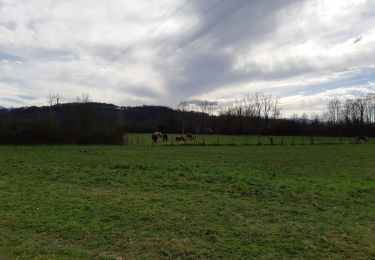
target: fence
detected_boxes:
[123,135,375,147]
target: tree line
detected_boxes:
[178,92,375,137]
[0,93,124,145]
[0,92,374,144]
[325,95,375,127]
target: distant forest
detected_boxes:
[0,92,374,144]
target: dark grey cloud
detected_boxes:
[184,0,298,47]
[127,85,161,99]
[354,36,362,44]
[154,0,307,101]
[149,0,375,104]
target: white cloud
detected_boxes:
[280,82,375,116]
[0,0,375,113]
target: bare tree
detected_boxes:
[234,99,244,118]
[47,92,62,130]
[198,100,218,133]
[75,93,90,103]
[207,101,217,117]
[74,93,92,131]
[327,98,342,125]
[271,99,282,119]
[253,92,262,118]
[364,94,375,124]
[324,95,375,135]
[301,113,309,123]
[177,101,189,134]
[47,92,55,107]
[243,94,256,117]
[260,93,273,119]
[199,101,209,115]
[198,101,209,133]
[355,98,366,128]
[311,113,320,124]
[350,99,358,124]
[341,99,353,125]
[217,102,227,117]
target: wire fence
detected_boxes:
[124,134,375,147]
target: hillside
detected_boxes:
[0,102,374,145]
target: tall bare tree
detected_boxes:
[271,99,282,119]
[327,98,342,125]
[75,92,90,103]
[355,98,366,128]
[47,92,62,130]
[177,101,189,134]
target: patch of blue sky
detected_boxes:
[18,95,36,100]
[282,68,375,97]
[0,97,22,103]
[0,76,28,87]
[0,51,24,62]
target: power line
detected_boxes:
[146,0,195,37]
[154,0,226,48]
[113,0,227,99]
[114,0,226,66]
[113,0,195,61]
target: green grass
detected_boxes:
[125,133,371,146]
[0,145,374,259]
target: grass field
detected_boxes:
[125,133,374,146]
[0,145,374,259]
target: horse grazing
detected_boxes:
[152,132,162,144]
[175,136,186,144]
[355,136,369,144]
[186,133,196,141]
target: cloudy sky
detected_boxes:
[1,0,375,115]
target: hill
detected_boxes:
[0,102,374,144]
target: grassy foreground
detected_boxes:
[0,145,374,259]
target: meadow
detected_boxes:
[0,145,374,259]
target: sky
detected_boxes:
[1,0,375,115]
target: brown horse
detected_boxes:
[175,136,186,144]
[152,132,162,144]
[355,136,369,143]
[186,133,196,141]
